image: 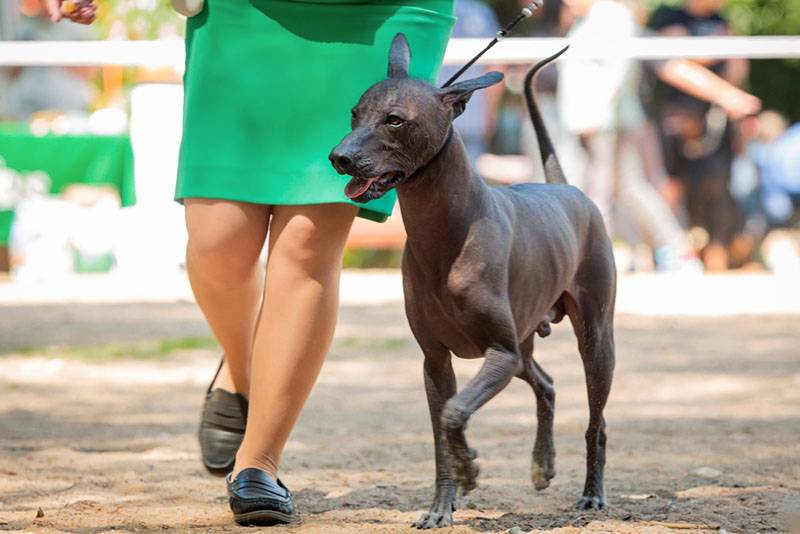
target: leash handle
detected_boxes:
[441,0,544,88]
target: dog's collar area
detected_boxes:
[407,126,454,183]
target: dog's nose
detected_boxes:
[329,151,352,171]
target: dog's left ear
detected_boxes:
[439,71,504,118]
[388,33,411,79]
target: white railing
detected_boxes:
[1,36,799,68]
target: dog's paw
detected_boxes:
[574,495,607,511]
[413,511,453,529]
[530,461,555,491]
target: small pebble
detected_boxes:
[621,493,655,500]
[35,507,44,518]
[508,527,524,534]
[690,466,722,478]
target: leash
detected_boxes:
[441,0,545,88]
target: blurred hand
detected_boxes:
[717,87,762,120]
[45,0,97,24]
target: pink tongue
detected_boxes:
[345,176,380,199]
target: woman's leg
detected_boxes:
[234,203,357,478]
[185,198,271,395]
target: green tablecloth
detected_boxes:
[0,123,135,246]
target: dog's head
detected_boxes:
[329,33,503,203]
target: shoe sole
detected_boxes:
[233,509,298,526]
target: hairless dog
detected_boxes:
[330,34,616,529]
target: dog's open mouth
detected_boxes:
[344,171,404,201]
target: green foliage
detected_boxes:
[723,0,800,122]
[5,336,217,361]
[724,0,800,36]
[343,248,403,269]
[333,336,409,352]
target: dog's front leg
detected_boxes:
[442,344,521,496]
[414,345,458,529]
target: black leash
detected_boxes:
[441,0,545,88]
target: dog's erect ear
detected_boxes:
[388,33,411,79]
[440,71,504,118]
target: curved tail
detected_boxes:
[524,46,569,184]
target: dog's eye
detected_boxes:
[385,115,405,127]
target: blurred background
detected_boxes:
[1,0,799,280]
[1,0,800,280]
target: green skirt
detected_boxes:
[175,0,455,222]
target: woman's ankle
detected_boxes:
[232,451,279,480]
[212,357,250,397]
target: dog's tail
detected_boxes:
[524,46,569,185]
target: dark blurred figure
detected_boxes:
[438,0,500,164]
[648,0,752,269]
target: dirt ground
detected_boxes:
[0,302,798,533]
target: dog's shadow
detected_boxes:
[293,484,619,530]
[294,483,718,531]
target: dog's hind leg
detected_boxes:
[565,277,615,511]
[441,338,520,496]
[517,334,556,490]
[414,344,458,529]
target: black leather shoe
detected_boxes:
[198,356,248,476]
[227,468,298,526]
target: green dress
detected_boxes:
[175,0,455,222]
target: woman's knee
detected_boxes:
[269,204,356,280]
[185,199,269,283]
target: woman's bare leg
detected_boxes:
[233,203,357,478]
[184,198,271,395]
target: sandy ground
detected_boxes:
[0,301,798,533]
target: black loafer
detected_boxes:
[227,468,298,526]
[199,356,248,476]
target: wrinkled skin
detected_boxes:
[330,35,616,528]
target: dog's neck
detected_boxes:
[397,128,490,263]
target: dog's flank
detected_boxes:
[524,46,570,185]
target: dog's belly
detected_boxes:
[427,311,487,359]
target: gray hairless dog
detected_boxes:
[330,34,616,529]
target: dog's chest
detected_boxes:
[406,281,490,359]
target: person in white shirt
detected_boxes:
[557,0,760,270]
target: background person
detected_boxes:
[557,0,760,271]
[746,111,800,228]
[648,0,752,269]
[1,0,96,121]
